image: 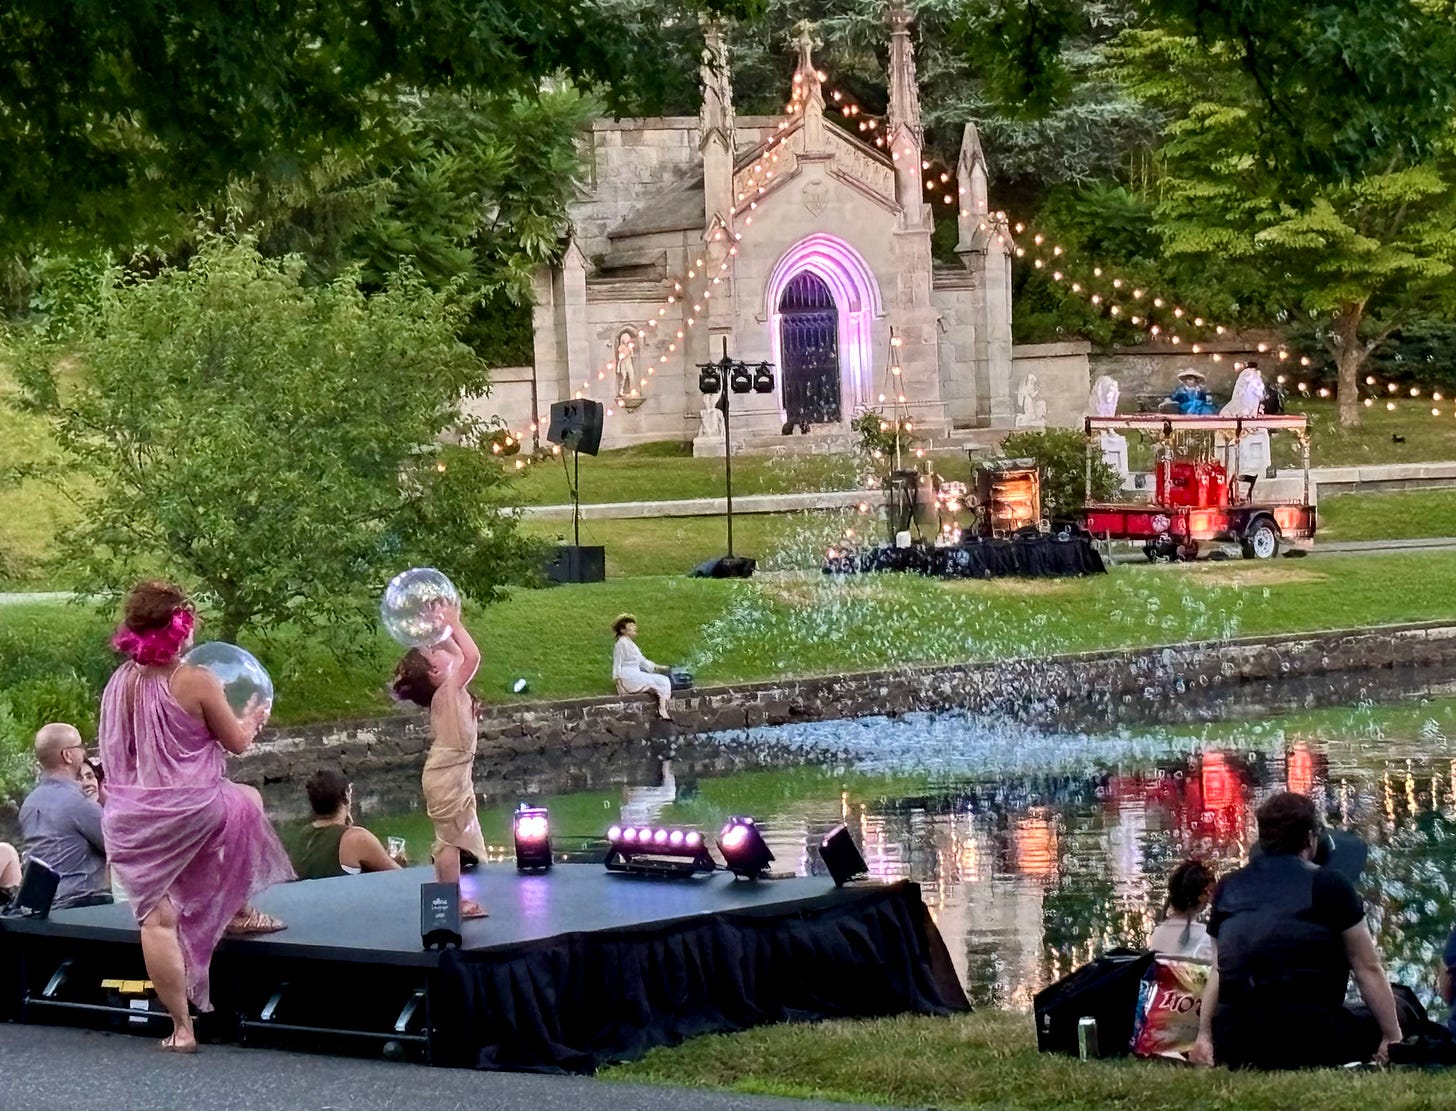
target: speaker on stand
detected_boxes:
[545,399,607,584]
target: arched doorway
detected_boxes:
[778,272,841,429]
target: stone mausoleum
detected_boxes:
[488,6,1090,453]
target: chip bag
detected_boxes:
[1129,957,1210,1059]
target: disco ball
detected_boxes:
[182,642,274,717]
[380,567,459,648]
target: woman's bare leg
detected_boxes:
[141,895,194,1049]
[0,841,20,888]
[434,844,461,885]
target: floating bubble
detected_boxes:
[380,567,459,647]
[182,641,274,716]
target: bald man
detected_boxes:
[18,723,110,907]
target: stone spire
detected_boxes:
[790,19,828,151]
[956,121,990,252]
[885,2,925,229]
[700,17,736,231]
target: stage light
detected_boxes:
[604,824,715,877]
[698,364,722,394]
[752,362,774,393]
[729,363,753,393]
[513,804,552,871]
[717,816,775,880]
[818,824,868,887]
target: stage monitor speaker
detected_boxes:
[546,544,606,584]
[8,857,59,919]
[817,825,868,887]
[546,399,605,456]
[420,882,462,950]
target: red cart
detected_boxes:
[1080,413,1315,561]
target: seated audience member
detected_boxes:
[611,613,675,722]
[283,769,405,880]
[1189,792,1402,1069]
[18,723,111,908]
[78,757,107,806]
[1439,926,1456,1038]
[1148,859,1215,960]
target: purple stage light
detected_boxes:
[604,822,715,878]
[513,804,552,871]
[717,815,774,880]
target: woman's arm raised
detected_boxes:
[175,665,267,755]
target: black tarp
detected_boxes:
[825,536,1106,579]
[433,880,968,1073]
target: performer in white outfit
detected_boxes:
[611,613,674,720]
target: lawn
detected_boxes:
[1318,489,1456,542]
[609,1009,1456,1110]
[509,438,870,506]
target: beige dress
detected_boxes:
[422,684,487,860]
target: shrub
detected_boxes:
[998,427,1121,517]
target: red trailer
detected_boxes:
[1079,413,1316,561]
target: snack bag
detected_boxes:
[1129,957,1210,1059]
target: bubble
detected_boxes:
[182,641,274,715]
[380,567,459,647]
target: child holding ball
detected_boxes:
[391,601,488,919]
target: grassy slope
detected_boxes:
[9,551,1456,735]
[1318,490,1456,542]
[609,1010,1456,1110]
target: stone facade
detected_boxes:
[230,622,1456,795]
[482,9,1087,452]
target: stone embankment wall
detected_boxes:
[230,623,1456,789]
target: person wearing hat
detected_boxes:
[1169,368,1217,415]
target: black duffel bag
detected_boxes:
[1033,948,1156,1058]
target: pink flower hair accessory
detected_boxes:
[112,607,195,666]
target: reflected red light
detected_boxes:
[1202,753,1236,810]
[1288,744,1315,797]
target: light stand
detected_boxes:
[695,339,774,577]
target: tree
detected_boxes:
[13,236,539,639]
[0,0,757,255]
[1111,28,1456,426]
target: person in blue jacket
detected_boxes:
[1169,369,1218,415]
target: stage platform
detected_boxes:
[0,863,967,1072]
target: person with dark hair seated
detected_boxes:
[1189,792,1403,1069]
[1148,859,1215,960]
[283,769,405,880]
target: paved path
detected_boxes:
[0,1023,891,1111]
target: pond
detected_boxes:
[302,690,1456,1017]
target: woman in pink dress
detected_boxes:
[98,580,295,1052]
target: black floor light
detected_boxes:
[818,825,868,887]
[717,816,774,880]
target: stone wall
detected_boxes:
[1010,341,1091,429]
[231,622,1456,790]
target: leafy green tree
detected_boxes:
[1111,28,1456,426]
[14,236,538,640]
[0,0,758,255]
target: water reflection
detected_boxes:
[276,700,1456,1017]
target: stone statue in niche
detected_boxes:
[614,330,639,400]
[1014,373,1047,428]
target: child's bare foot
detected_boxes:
[460,900,489,919]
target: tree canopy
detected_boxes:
[0,0,757,255]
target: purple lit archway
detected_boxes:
[763,235,883,422]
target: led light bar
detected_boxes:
[604,824,715,877]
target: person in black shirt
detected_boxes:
[1189,791,1402,1069]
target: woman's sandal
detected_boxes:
[225,907,287,935]
[159,1033,198,1054]
[460,900,489,920]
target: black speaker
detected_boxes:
[546,399,605,456]
[420,882,462,950]
[817,824,868,887]
[8,858,59,919]
[546,544,606,584]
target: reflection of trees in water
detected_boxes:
[1366,808,1456,1010]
